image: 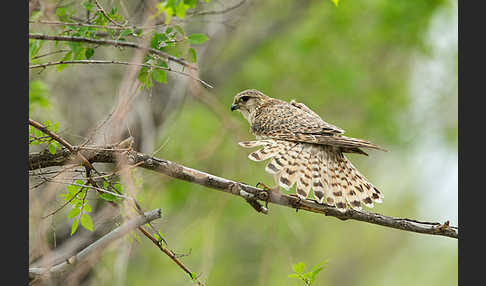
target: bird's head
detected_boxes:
[231,89,269,121]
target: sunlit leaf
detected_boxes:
[293,262,305,274]
[80,213,94,231]
[67,207,81,219]
[187,33,208,45]
[48,143,57,154]
[71,218,79,235]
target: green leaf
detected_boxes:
[93,11,108,26]
[151,32,168,49]
[83,203,92,213]
[331,0,339,6]
[82,0,94,11]
[113,182,123,193]
[188,47,197,63]
[29,80,49,109]
[288,274,300,279]
[71,218,79,235]
[69,42,86,60]
[67,207,81,219]
[80,213,94,231]
[29,40,42,60]
[75,179,85,185]
[120,29,134,37]
[187,33,208,45]
[138,67,150,88]
[152,68,167,84]
[57,51,72,72]
[66,184,78,194]
[34,128,44,138]
[56,7,68,21]
[301,272,312,281]
[85,48,94,59]
[48,143,57,155]
[52,122,59,133]
[184,0,197,8]
[293,262,306,274]
[99,192,117,202]
[175,1,189,18]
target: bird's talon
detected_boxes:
[256,181,271,191]
[256,182,271,209]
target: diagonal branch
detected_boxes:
[29,33,196,70]
[29,145,458,239]
[137,226,204,285]
[188,0,247,16]
[29,208,162,280]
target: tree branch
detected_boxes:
[137,226,204,285]
[29,59,213,88]
[29,208,162,279]
[29,20,165,31]
[188,0,247,16]
[29,146,458,239]
[29,33,196,70]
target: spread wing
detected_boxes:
[251,100,386,152]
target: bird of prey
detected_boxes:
[231,89,386,212]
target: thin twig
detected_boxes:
[29,59,213,89]
[29,119,95,171]
[29,209,162,280]
[41,188,84,219]
[29,33,196,70]
[45,179,131,200]
[189,0,247,16]
[137,226,205,285]
[31,49,70,60]
[29,20,165,31]
[94,0,127,27]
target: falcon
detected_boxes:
[231,89,386,212]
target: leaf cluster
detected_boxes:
[288,261,325,286]
[60,181,94,235]
[29,120,61,155]
[30,0,211,90]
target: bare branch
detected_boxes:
[189,0,247,16]
[29,119,95,171]
[93,0,127,27]
[29,33,196,70]
[29,208,162,280]
[137,226,205,285]
[29,146,459,239]
[29,20,166,31]
[29,59,213,88]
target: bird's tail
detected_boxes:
[238,140,384,212]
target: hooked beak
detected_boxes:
[230,104,238,111]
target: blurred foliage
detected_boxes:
[29,0,457,285]
[215,0,450,148]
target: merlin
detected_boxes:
[231,89,386,212]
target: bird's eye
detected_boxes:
[241,96,250,102]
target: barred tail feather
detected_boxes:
[279,144,303,190]
[310,146,325,203]
[296,145,313,199]
[238,140,383,211]
[329,152,347,212]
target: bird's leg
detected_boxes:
[255,181,273,209]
